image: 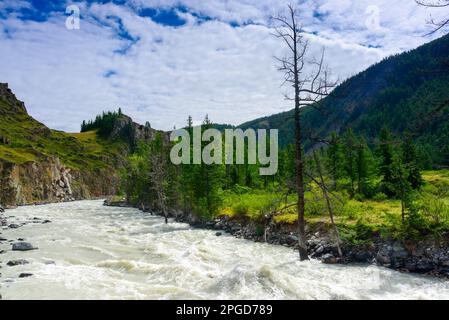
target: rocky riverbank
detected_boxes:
[0,206,51,299]
[104,198,449,278]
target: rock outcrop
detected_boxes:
[0,83,125,206]
[0,83,27,114]
[0,157,73,205]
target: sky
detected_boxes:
[0,0,447,132]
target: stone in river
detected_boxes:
[19,273,33,278]
[215,232,222,237]
[12,242,37,251]
[8,224,20,229]
[7,259,29,267]
[322,253,338,264]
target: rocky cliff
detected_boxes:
[0,83,147,207]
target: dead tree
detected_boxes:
[416,0,449,34]
[150,152,169,224]
[312,150,343,258]
[272,4,337,260]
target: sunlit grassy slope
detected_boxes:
[0,98,126,169]
[218,170,449,241]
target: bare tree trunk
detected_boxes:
[150,153,169,224]
[295,91,308,260]
[272,5,336,260]
[313,151,343,258]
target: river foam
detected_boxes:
[1,200,449,300]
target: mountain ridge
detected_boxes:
[237,34,449,167]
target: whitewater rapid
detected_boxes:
[0,200,449,300]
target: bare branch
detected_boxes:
[416,0,449,34]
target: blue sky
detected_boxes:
[0,0,447,131]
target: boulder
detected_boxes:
[7,259,29,267]
[315,246,324,255]
[0,205,4,213]
[352,251,373,263]
[416,259,434,273]
[19,273,33,278]
[8,224,20,229]
[12,242,37,251]
[215,232,223,237]
[391,243,409,259]
[322,253,338,264]
[205,221,216,229]
[376,252,391,266]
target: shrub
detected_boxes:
[255,225,265,237]
[417,194,449,225]
[373,192,388,201]
[233,202,250,217]
[232,184,252,195]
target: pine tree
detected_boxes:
[390,156,412,223]
[181,116,196,213]
[187,115,193,129]
[326,132,345,189]
[378,127,396,197]
[402,134,423,190]
[192,115,223,219]
[343,128,357,197]
[356,137,372,197]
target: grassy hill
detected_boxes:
[0,83,136,206]
[0,93,127,169]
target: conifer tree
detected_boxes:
[402,134,423,190]
[327,132,345,189]
[356,137,372,197]
[378,127,396,197]
[343,128,357,197]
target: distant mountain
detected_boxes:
[239,34,449,166]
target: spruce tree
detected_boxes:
[378,127,396,197]
[402,134,423,190]
[343,128,357,197]
[327,132,345,189]
[356,137,372,197]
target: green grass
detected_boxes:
[218,172,449,242]
[0,145,36,164]
[0,97,127,170]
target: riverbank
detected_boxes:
[104,198,449,278]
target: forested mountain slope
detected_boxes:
[239,34,449,166]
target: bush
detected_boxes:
[255,225,265,237]
[232,184,252,195]
[373,192,388,201]
[233,202,250,216]
[417,194,449,225]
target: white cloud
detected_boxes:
[0,0,446,131]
